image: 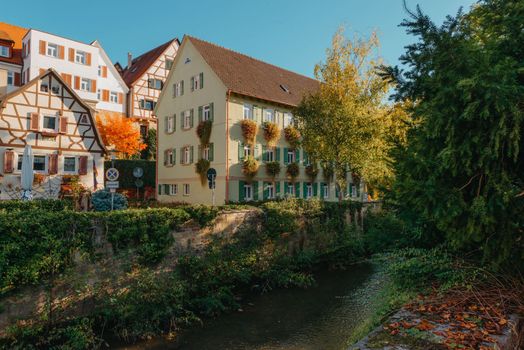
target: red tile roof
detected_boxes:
[0,22,28,66]
[186,36,319,107]
[120,38,179,87]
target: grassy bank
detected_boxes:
[0,199,366,349]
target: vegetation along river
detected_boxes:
[119,263,386,350]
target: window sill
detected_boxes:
[40,131,58,137]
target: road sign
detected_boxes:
[106,168,119,181]
[135,179,144,188]
[106,181,119,189]
[133,167,144,178]
[207,168,216,189]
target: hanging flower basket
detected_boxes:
[242,156,259,178]
[265,161,281,178]
[305,164,319,181]
[241,120,258,145]
[196,120,213,146]
[284,126,301,149]
[286,162,299,180]
[322,162,334,182]
[195,158,211,185]
[262,122,280,146]
[33,173,46,185]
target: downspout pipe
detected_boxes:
[225,89,231,203]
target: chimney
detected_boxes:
[127,52,133,68]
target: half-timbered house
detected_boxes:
[0,68,105,199]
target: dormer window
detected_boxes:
[0,46,10,58]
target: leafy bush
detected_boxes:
[284,126,301,148]
[92,189,128,211]
[0,199,72,211]
[240,120,257,145]
[242,156,259,178]
[183,205,219,227]
[196,120,213,146]
[262,121,280,146]
[305,164,319,181]
[321,162,334,182]
[195,158,210,185]
[286,162,299,179]
[265,161,281,177]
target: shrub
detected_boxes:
[196,120,213,146]
[240,120,257,145]
[265,161,281,178]
[286,162,299,179]
[284,126,301,149]
[92,189,128,211]
[195,158,211,186]
[262,122,280,146]
[305,164,319,181]
[183,205,219,227]
[0,199,72,211]
[321,162,334,182]
[242,156,259,178]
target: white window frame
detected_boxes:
[75,50,87,65]
[243,104,253,120]
[174,81,182,97]
[80,78,91,92]
[63,156,77,174]
[243,145,252,158]
[244,184,253,201]
[110,91,118,103]
[169,184,178,196]
[267,183,275,199]
[203,104,211,121]
[183,110,191,129]
[167,116,174,133]
[284,113,294,127]
[46,43,58,58]
[0,46,9,58]
[287,184,295,196]
[267,149,275,162]
[203,146,210,161]
[42,115,57,132]
[183,184,190,196]
[264,109,275,123]
[183,146,190,164]
[192,74,200,90]
[306,183,313,198]
[322,184,329,199]
[32,155,47,173]
[6,71,14,86]
[287,150,295,163]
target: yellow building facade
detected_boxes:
[156,36,363,205]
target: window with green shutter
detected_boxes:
[190,109,194,127]
[283,147,289,165]
[294,182,300,198]
[303,182,308,199]
[253,181,259,201]
[275,147,281,162]
[198,106,203,122]
[239,180,245,202]
[262,145,267,162]
[238,142,244,161]
[199,72,204,89]
[276,181,281,196]
[295,149,300,163]
[208,143,214,161]
[209,102,214,121]
[190,145,194,163]
[263,181,269,200]
[313,182,318,197]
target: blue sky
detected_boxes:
[2,0,476,78]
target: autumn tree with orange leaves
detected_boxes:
[96,115,146,158]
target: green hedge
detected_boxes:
[0,199,72,211]
[104,159,156,189]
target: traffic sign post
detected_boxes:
[105,167,120,211]
[133,167,144,199]
[206,168,217,206]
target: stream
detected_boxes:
[118,263,385,350]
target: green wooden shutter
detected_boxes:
[190,77,194,91]
[173,114,176,131]
[276,181,281,195]
[181,80,184,95]
[239,180,245,202]
[262,145,267,162]
[158,184,162,195]
[313,183,318,197]
[238,142,244,161]
[276,147,281,162]
[190,109,194,127]
[295,182,300,198]
[253,181,259,201]
[190,146,194,163]
[198,106,203,122]
[173,148,176,165]
[210,102,214,121]
[180,113,184,129]
[200,72,204,89]
[263,182,269,200]
[164,116,168,133]
[163,150,168,166]
[303,182,307,198]
[295,149,300,163]
[283,147,289,165]
[209,143,214,161]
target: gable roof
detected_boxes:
[0,22,28,66]
[186,35,319,107]
[91,40,129,94]
[120,38,179,87]
[0,68,106,153]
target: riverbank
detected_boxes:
[0,199,369,349]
